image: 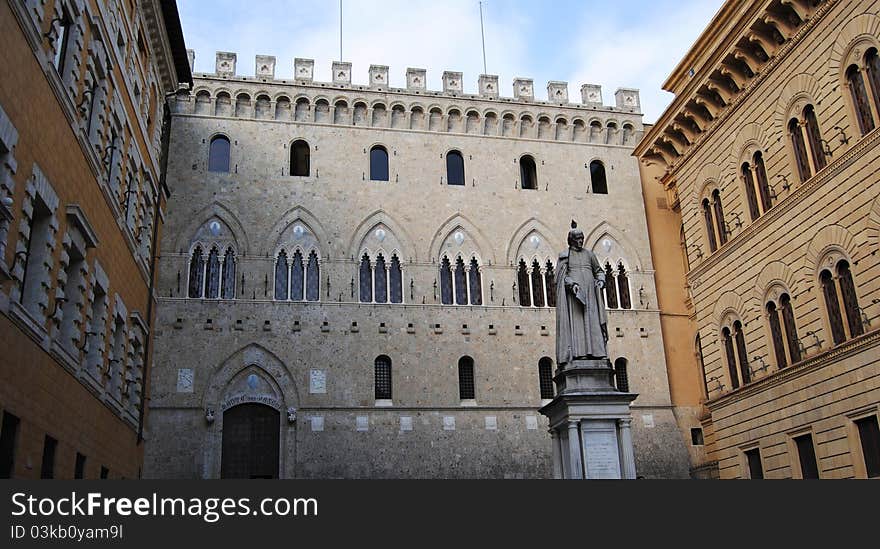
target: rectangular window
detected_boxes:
[100,466,109,479]
[745,448,763,479]
[794,434,819,479]
[53,10,72,74]
[856,416,880,478]
[691,428,704,446]
[20,197,53,314]
[40,435,57,479]
[0,412,20,478]
[74,452,86,479]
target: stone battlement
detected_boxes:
[185,50,641,114]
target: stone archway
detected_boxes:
[220,403,280,479]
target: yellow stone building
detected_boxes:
[637,0,880,478]
[0,0,189,478]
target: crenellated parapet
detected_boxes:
[173,50,645,146]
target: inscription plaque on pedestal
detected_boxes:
[582,427,622,479]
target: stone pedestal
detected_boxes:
[539,358,637,479]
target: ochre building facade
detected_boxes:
[0,0,189,479]
[637,0,880,479]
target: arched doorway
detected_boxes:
[221,404,280,479]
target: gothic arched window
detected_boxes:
[722,327,740,390]
[545,260,556,307]
[208,135,230,173]
[614,358,629,392]
[454,257,467,305]
[847,64,875,135]
[590,160,608,194]
[520,155,537,190]
[538,357,554,399]
[359,254,372,303]
[188,246,205,298]
[734,320,751,384]
[440,256,453,305]
[468,257,482,306]
[290,250,304,301]
[767,300,787,370]
[518,259,531,307]
[374,355,392,400]
[205,247,221,298]
[274,251,289,300]
[290,140,310,176]
[530,260,545,307]
[604,261,618,309]
[617,262,631,310]
[370,145,389,181]
[458,356,475,400]
[374,254,388,303]
[390,255,403,304]
[446,150,465,186]
[221,248,236,299]
[821,268,845,345]
[306,251,320,302]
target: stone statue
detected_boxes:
[556,220,608,366]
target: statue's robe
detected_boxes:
[555,247,608,366]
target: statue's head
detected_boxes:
[567,220,585,250]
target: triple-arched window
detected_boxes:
[789,104,826,183]
[846,48,880,136]
[290,139,310,176]
[590,160,608,194]
[359,253,403,304]
[602,261,631,310]
[188,245,236,298]
[820,259,864,346]
[370,145,389,181]
[520,155,538,190]
[517,259,555,307]
[439,255,482,305]
[446,150,465,185]
[741,151,773,220]
[208,135,230,173]
[274,249,320,301]
[721,317,750,390]
[766,291,801,369]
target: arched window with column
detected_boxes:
[604,261,618,309]
[290,140,310,176]
[721,314,750,390]
[789,118,811,183]
[742,161,760,220]
[866,48,880,118]
[290,250,304,301]
[306,250,320,302]
[804,105,826,172]
[208,135,230,173]
[712,190,727,246]
[446,150,465,185]
[767,300,788,370]
[374,355,392,400]
[468,257,482,305]
[617,262,631,309]
[359,254,372,303]
[538,357,554,399]
[274,251,289,300]
[819,258,864,347]
[390,255,403,304]
[545,260,556,307]
[754,152,773,213]
[440,256,453,305]
[520,155,537,190]
[702,198,718,252]
[838,261,863,340]
[517,260,531,306]
[780,293,801,364]
[734,320,751,384]
[454,257,467,305]
[722,326,740,390]
[205,247,221,298]
[370,145,389,181]
[374,254,388,303]
[847,64,875,135]
[821,268,845,345]
[530,259,545,307]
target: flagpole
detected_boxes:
[339,0,343,60]
[479,1,487,74]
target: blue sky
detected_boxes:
[178,0,725,123]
